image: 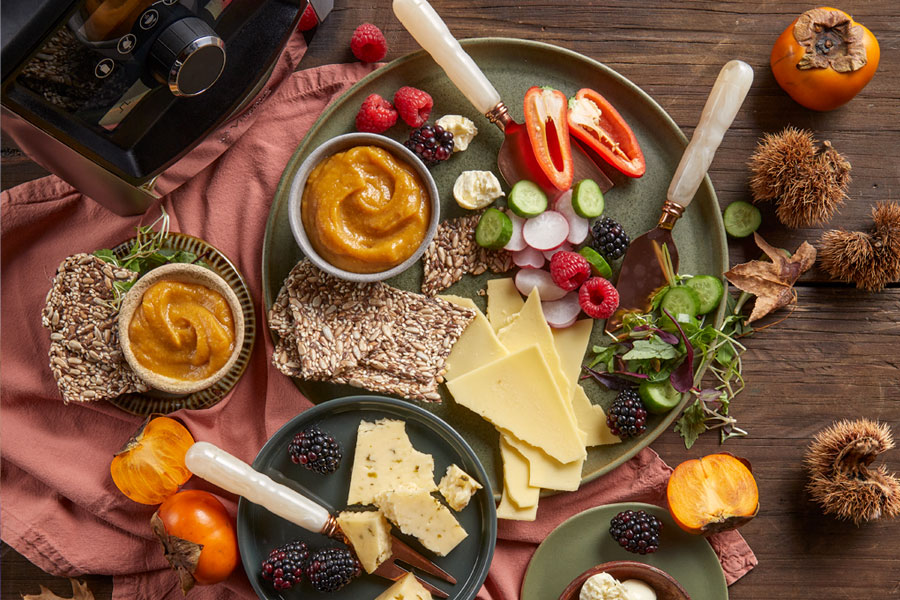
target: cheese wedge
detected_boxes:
[439,295,509,381]
[497,486,539,521]
[486,278,525,331]
[375,483,467,556]
[572,386,620,446]
[447,345,586,463]
[347,419,436,505]
[375,572,433,600]
[499,435,540,509]
[336,510,392,574]
[438,464,483,511]
[504,434,583,491]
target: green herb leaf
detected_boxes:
[92,249,120,266]
[622,337,679,361]
[675,399,707,449]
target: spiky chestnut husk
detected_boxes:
[804,418,900,526]
[819,201,900,291]
[748,127,851,228]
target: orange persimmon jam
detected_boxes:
[301,145,430,273]
[128,281,235,381]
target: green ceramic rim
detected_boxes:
[108,232,256,415]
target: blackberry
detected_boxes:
[609,509,663,555]
[606,389,648,438]
[289,425,342,474]
[404,124,454,166]
[305,547,361,593]
[260,540,309,591]
[591,217,630,260]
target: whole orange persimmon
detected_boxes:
[152,490,239,592]
[771,7,879,111]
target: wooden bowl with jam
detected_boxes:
[287,132,441,282]
[118,263,245,395]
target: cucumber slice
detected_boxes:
[639,379,682,414]
[578,246,612,278]
[508,180,548,218]
[475,208,513,249]
[685,275,725,315]
[572,179,605,218]
[659,286,701,318]
[723,201,762,238]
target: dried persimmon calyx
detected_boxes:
[794,7,867,72]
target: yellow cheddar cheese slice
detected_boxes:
[447,345,586,464]
[551,318,594,388]
[497,487,538,521]
[499,434,540,509]
[486,278,525,332]
[504,434,583,492]
[440,295,509,381]
[572,386,620,446]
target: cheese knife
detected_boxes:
[605,60,753,332]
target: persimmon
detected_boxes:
[110,416,194,505]
[666,453,759,536]
[152,490,238,593]
[770,7,879,111]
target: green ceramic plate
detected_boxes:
[261,38,728,495]
[521,502,728,600]
[109,232,256,415]
[237,395,496,600]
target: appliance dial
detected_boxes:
[149,16,225,97]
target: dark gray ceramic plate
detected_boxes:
[521,502,728,600]
[237,395,497,600]
[261,38,728,495]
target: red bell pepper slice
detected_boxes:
[567,88,646,178]
[523,86,574,191]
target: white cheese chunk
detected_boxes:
[435,114,477,152]
[336,510,392,574]
[375,572,433,600]
[438,464,483,511]
[375,483,467,556]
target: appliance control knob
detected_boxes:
[150,17,225,97]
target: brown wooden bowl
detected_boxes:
[558,560,691,600]
[118,263,245,395]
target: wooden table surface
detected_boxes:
[3,1,899,598]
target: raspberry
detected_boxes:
[297,4,318,31]
[403,124,454,166]
[350,23,387,63]
[305,548,361,593]
[393,86,434,128]
[578,277,619,319]
[288,425,342,474]
[355,94,397,133]
[549,251,591,291]
[261,540,309,591]
[609,510,662,555]
[607,389,648,438]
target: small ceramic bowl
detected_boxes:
[287,132,440,283]
[558,560,691,600]
[118,263,246,395]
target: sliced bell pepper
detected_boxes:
[567,88,646,178]
[523,86,574,191]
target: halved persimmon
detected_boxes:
[666,452,759,535]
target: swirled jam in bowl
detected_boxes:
[118,263,245,395]
[288,133,440,282]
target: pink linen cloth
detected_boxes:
[0,45,756,599]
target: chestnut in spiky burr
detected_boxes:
[748,127,851,228]
[819,201,900,291]
[804,419,900,526]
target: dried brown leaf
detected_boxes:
[22,580,94,600]
[724,233,817,323]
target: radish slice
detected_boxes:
[515,268,568,301]
[512,247,545,269]
[523,211,569,251]
[554,190,590,245]
[542,293,583,328]
[543,241,573,261]
[503,210,527,252]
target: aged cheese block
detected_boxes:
[504,434,582,491]
[439,295,509,381]
[375,483,467,556]
[571,386,620,446]
[499,435,540,509]
[336,510,393,574]
[347,419,437,506]
[375,572,433,600]
[447,345,586,464]
[438,464,483,511]
[486,278,525,332]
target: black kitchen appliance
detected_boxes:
[1,0,333,215]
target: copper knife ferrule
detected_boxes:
[657,200,685,230]
[319,514,349,543]
[485,101,513,131]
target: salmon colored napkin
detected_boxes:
[0,40,756,600]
